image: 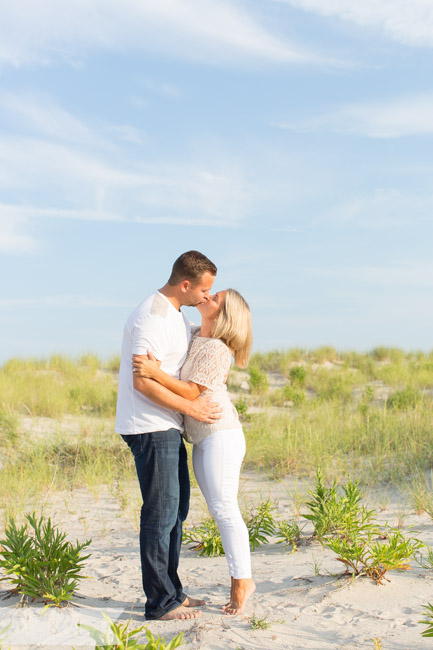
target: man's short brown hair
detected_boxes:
[168,251,217,286]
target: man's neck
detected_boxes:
[158,284,181,311]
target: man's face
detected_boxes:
[182,271,215,307]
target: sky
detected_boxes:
[1,0,433,363]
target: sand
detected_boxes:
[1,472,433,650]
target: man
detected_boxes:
[115,251,221,621]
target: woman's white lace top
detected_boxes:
[181,332,241,443]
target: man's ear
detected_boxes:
[180,280,191,293]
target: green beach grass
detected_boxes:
[1,349,433,525]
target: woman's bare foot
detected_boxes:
[159,605,202,620]
[222,578,255,616]
[183,595,207,607]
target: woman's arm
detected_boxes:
[132,352,205,400]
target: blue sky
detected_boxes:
[1,1,433,362]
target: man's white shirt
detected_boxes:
[115,292,191,435]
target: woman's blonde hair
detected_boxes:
[212,289,252,368]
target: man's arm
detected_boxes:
[133,375,221,423]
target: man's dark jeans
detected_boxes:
[121,429,190,619]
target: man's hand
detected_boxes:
[186,395,222,423]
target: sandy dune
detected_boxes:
[1,472,433,650]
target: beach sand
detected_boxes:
[1,471,433,650]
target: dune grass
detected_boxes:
[0,354,118,418]
[244,401,433,483]
[1,349,433,523]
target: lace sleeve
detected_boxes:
[188,339,232,390]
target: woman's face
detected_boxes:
[197,290,226,321]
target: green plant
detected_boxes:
[415,544,433,569]
[234,397,249,418]
[79,612,183,649]
[248,366,269,395]
[249,615,271,631]
[308,556,323,577]
[0,411,18,443]
[0,513,91,607]
[182,518,224,557]
[420,602,433,637]
[386,386,421,410]
[289,365,306,386]
[275,519,301,552]
[277,385,305,406]
[303,472,375,540]
[406,471,433,517]
[246,499,276,550]
[372,638,384,649]
[325,528,423,585]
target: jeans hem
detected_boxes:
[145,600,183,620]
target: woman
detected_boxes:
[132,288,255,615]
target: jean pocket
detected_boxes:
[122,434,143,457]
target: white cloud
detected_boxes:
[276,93,433,138]
[0,213,39,254]
[316,188,433,228]
[106,125,146,145]
[0,0,312,68]
[0,130,252,251]
[280,0,433,48]
[0,295,132,308]
[0,87,254,250]
[0,91,107,146]
[307,261,433,290]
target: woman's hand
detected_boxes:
[132,351,160,379]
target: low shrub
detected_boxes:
[289,366,307,387]
[0,513,91,607]
[248,366,269,395]
[386,386,421,410]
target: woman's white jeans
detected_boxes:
[192,427,251,579]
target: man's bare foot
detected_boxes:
[222,578,255,616]
[159,605,202,620]
[183,595,207,607]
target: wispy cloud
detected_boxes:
[0,214,39,254]
[307,261,433,290]
[276,93,433,138]
[278,0,433,48]
[0,133,251,253]
[0,91,107,146]
[0,0,315,69]
[0,87,256,255]
[315,188,433,228]
[106,125,146,145]
[0,295,133,309]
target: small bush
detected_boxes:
[289,366,306,387]
[234,397,249,418]
[303,472,374,540]
[248,366,269,395]
[0,513,91,607]
[386,386,421,410]
[250,615,271,630]
[246,499,276,550]
[326,528,423,584]
[183,500,276,557]
[182,518,224,557]
[282,385,305,405]
[275,519,302,552]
